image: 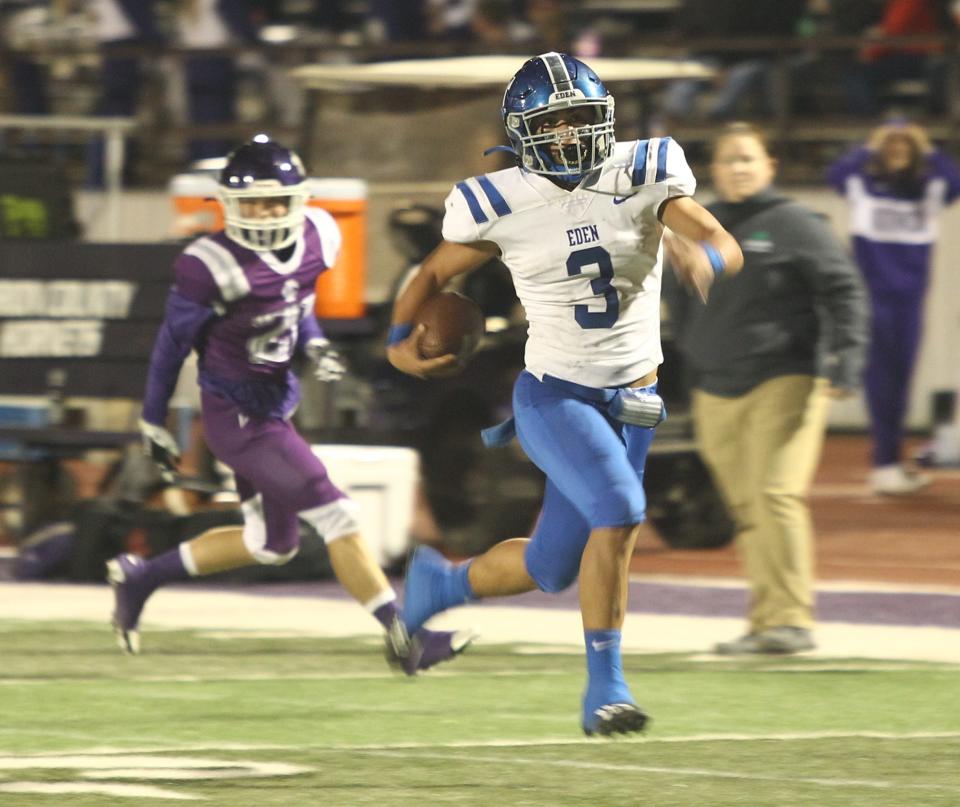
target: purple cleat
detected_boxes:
[384,617,477,676]
[106,553,152,654]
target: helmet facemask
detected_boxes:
[506,96,615,181]
[218,182,311,252]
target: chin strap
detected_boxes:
[483,144,519,157]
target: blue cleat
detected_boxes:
[400,545,462,635]
[387,545,478,674]
[106,553,151,654]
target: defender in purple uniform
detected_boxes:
[108,135,474,672]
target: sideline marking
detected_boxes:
[5,730,960,756]
[0,668,574,687]
[630,573,960,596]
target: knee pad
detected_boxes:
[524,541,580,594]
[252,545,299,566]
[241,496,299,565]
[588,482,646,528]
[299,496,360,544]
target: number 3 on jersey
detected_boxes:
[566,246,619,329]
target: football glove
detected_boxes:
[139,418,180,481]
[305,338,347,382]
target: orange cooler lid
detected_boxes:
[169,175,367,202]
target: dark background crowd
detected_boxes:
[5,1,960,186]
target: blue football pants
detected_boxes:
[512,371,655,593]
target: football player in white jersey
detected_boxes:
[387,53,743,735]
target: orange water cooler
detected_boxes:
[169,174,368,319]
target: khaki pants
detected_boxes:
[692,375,832,632]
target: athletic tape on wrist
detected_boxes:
[700,242,726,276]
[387,323,413,346]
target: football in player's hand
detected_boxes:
[414,291,485,363]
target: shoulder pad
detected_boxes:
[628,137,696,197]
[442,169,523,243]
[181,235,251,302]
[304,206,342,266]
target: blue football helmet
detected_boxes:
[502,52,615,182]
[218,134,311,251]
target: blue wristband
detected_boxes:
[387,323,413,346]
[700,242,726,276]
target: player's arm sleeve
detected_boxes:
[790,209,869,391]
[441,182,493,245]
[141,255,219,426]
[825,146,870,193]
[296,306,325,351]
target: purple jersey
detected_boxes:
[143,208,341,423]
[827,147,960,297]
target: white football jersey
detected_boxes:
[442,137,695,388]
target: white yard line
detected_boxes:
[0,782,200,800]
[4,735,959,800]
[0,660,951,690]
[366,750,959,792]
[7,730,960,757]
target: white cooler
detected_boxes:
[310,444,418,568]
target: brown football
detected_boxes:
[414,291,485,363]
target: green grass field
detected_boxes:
[1,621,958,806]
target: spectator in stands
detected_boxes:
[85,0,161,187]
[174,0,260,163]
[0,1,58,117]
[663,122,868,654]
[424,0,476,40]
[367,0,427,42]
[469,0,533,46]
[524,0,568,48]
[844,0,951,116]
[827,121,960,493]
[661,0,807,122]
[788,0,885,116]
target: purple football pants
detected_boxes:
[864,294,924,466]
[201,390,346,555]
